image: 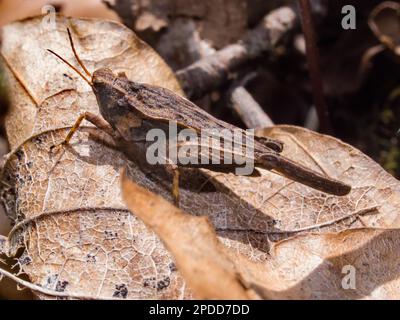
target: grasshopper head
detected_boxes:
[91,68,127,122]
[92,68,116,88]
[47,30,131,125]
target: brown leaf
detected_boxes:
[1,16,182,148]
[0,15,188,299]
[369,1,400,56]
[205,124,400,298]
[247,228,400,299]
[0,235,6,256]
[122,170,400,300]
[121,171,256,300]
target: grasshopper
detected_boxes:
[47,29,351,205]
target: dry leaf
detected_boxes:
[121,171,256,300]
[122,169,400,300]
[259,228,400,299]
[1,16,182,148]
[369,1,400,56]
[0,15,190,299]
[226,227,400,299]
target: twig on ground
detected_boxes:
[0,235,7,256]
[229,73,274,129]
[298,0,331,134]
[176,6,298,99]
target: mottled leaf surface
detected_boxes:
[121,172,257,300]
[123,170,400,300]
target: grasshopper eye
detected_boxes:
[92,75,101,84]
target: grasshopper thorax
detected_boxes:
[91,68,129,123]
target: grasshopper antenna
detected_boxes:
[66,28,91,78]
[46,28,93,86]
[47,49,92,86]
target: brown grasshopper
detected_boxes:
[47,29,351,205]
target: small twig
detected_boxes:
[230,87,274,129]
[229,74,274,129]
[298,0,331,134]
[176,6,298,99]
[0,235,7,256]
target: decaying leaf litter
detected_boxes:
[122,174,400,300]
[0,11,399,299]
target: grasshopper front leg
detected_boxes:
[172,167,180,207]
[164,164,180,207]
[50,111,120,151]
